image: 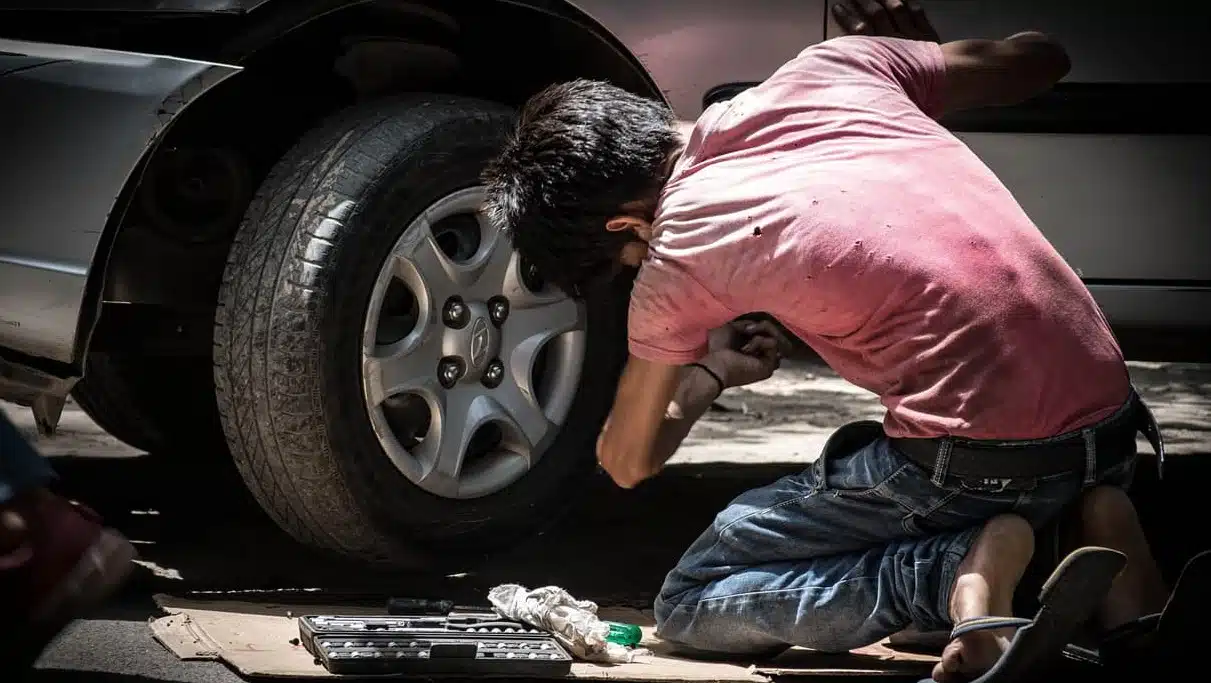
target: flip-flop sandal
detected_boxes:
[1065,548,1211,671]
[1154,549,1211,649]
[919,545,1126,683]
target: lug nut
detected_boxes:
[442,297,469,329]
[438,357,466,389]
[488,297,510,326]
[482,359,504,389]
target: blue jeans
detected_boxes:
[654,415,1138,655]
[0,409,56,504]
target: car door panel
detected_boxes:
[897,0,1207,84]
[0,39,240,365]
[826,1,1211,285]
[955,133,1211,282]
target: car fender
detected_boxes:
[228,0,827,118]
[0,0,816,378]
[0,40,241,369]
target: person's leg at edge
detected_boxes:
[1070,486,1168,629]
[0,408,58,504]
[0,409,136,666]
[1,410,59,550]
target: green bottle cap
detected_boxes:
[604,621,643,647]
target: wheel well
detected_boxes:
[91,0,660,357]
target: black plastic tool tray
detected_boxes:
[298,613,573,677]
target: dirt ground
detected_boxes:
[9,359,1209,464]
[3,358,1209,607]
[681,359,1211,462]
[6,358,1211,683]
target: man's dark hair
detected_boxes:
[481,79,679,296]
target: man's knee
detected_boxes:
[652,590,706,649]
[653,591,789,656]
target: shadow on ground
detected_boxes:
[46,453,809,607]
[46,446,1211,612]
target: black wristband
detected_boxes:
[688,362,725,396]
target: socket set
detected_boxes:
[298,613,573,677]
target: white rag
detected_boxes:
[487,584,651,663]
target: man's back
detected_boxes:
[634,35,1130,439]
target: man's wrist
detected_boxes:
[689,358,727,396]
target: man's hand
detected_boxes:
[701,319,789,390]
[832,0,940,43]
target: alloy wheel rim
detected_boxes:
[361,186,587,499]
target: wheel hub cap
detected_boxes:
[360,187,587,500]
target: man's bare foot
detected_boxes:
[1071,486,1168,629]
[932,514,1034,683]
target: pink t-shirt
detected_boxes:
[627,35,1130,440]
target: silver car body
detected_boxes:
[0,0,1207,407]
[0,42,240,364]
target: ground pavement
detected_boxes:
[3,359,1209,683]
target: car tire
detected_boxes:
[213,95,629,566]
[72,353,227,455]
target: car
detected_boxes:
[1,0,1208,567]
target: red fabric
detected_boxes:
[0,492,104,618]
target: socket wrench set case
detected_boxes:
[298,610,573,677]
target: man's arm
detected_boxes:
[938,33,1071,113]
[831,1,1071,115]
[597,321,785,488]
[596,358,721,489]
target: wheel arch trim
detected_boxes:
[226,0,666,103]
[0,38,241,381]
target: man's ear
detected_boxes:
[606,215,652,239]
[606,215,643,233]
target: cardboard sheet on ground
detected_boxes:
[150,594,939,680]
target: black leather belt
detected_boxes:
[889,393,1163,480]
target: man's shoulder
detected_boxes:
[629,253,730,316]
[650,184,789,270]
[799,34,893,57]
[793,34,940,68]
[626,256,733,365]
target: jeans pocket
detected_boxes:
[820,421,910,498]
[869,449,1019,533]
[907,489,1022,536]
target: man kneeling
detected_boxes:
[481,1,1168,679]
